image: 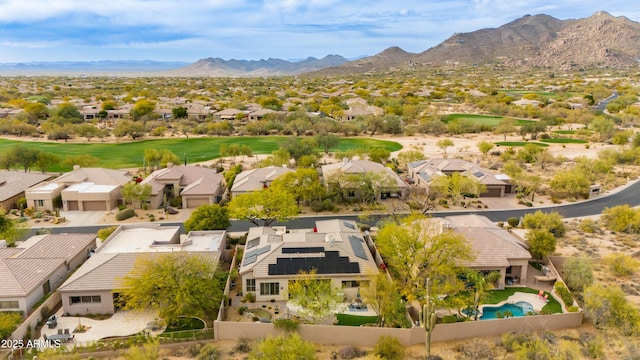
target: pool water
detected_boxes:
[480,301,534,320]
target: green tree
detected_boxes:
[520,121,547,140]
[522,210,566,237]
[119,253,224,326]
[600,205,640,233]
[130,99,156,120]
[10,145,40,172]
[249,333,317,360]
[359,271,408,328]
[184,204,230,232]
[270,168,324,206]
[228,187,299,226]
[63,154,100,168]
[525,229,556,259]
[464,270,501,320]
[494,118,517,141]
[375,214,473,302]
[584,283,640,335]
[56,102,83,122]
[562,257,594,292]
[0,312,23,339]
[367,148,391,163]
[430,172,486,205]
[436,138,454,154]
[550,169,591,199]
[314,133,340,154]
[589,116,616,141]
[397,149,426,169]
[288,269,343,324]
[172,106,188,119]
[35,152,61,173]
[97,226,118,241]
[113,120,146,139]
[121,183,152,208]
[75,123,101,141]
[477,141,495,156]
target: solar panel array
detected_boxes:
[242,244,271,266]
[268,251,360,275]
[246,238,260,249]
[282,247,324,254]
[348,235,368,260]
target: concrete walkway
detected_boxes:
[41,309,158,347]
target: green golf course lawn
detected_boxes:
[0,136,402,172]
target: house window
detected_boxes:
[0,301,19,309]
[69,296,101,305]
[246,279,256,292]
[35,199,45,207]
[342,280,360,288]
[260,282,280,296]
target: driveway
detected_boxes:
[41,309,158,347]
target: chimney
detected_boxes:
[167,162,174,168]
[73,165,80,171]
[342,157,349,163]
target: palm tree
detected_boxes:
[465,270,501,320]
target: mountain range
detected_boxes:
[0,11,637,76]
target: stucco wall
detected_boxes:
[214,312,583,346]
[61,290,115,315]
[11,291,61,340]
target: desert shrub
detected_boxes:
[562,257,594,292]
[338,345,366,359]
[499,332,532,353]
[250,333,316,360]
[115,208,136,221]
[455,338,493,359]
[507,217,520,227]
[522,210,566,237]
[373,335,405,360]
[581,334,605,359]
[273,318,300,333]
[169,196,183,208]
[600,205,640,233]
[238,306,247,315]
[97,225,118,240]
[235,338,251,353]
[244,292,256,303]
[117,204,127,211]
[554,282,574,308]
[578,218,600,233]
[196,344,220,360]
[603,253,639,277]
[0,312,23,339]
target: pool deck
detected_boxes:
[497,292,548,312]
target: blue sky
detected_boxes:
[0,0,637,63]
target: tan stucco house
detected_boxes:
[321,159,409,200]
[58,224,225,316]
[444,214,531,289]
[25,166,131,211]
[141,164,227,209]
[0,171,50,210]
[0,233,97,316]
[408,158,513,197]
[230,166,293,197]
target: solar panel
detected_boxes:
[349,235,368,260]
[343,221,356,230]
[267,255,360,275]
[245,244,271,259]
[246,238,260,249]
[242,255,257,266]
[473,171,484,178]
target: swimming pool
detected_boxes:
[480,301,534,320]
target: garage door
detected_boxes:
[83,201,107,211]
[186,197,210,208]
[67,201,79,210]
[482,187,503,197]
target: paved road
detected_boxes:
[38,179,640,235]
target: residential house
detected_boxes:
[408,158,513,197]
[80,106,100,121]
[230,166,293,197]
[186,103,214,121]
[321,159,409,200]
[25,166,131,211]
[512,99,543,107]
[247,108,278,121]
[58,224,225,315]
[0,233,97,316]
[214,108,247,121]
[141,164,227,209]
[239,219,379,302]
[343,98,384,121]
[443,214,531,289]
[0,171,50,210]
